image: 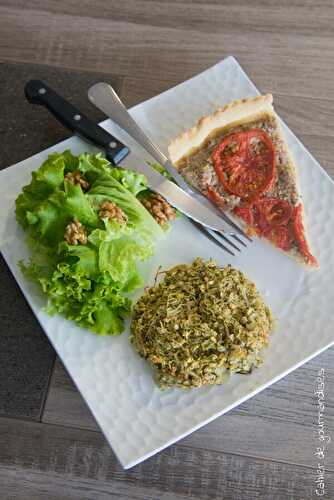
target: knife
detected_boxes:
[87,82,250,242]
[24,80,234,234]
[24,80,130,165]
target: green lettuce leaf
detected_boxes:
[16,151,164,335]
[88,173,162,245]
[109,167,147,196]
[147,161,174,181]
[89,221,150,284]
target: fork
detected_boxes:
[88,83,250,256]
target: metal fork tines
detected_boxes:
[193,222,247,256]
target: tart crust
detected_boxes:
[169,94,274,165]
[168,94,318,268]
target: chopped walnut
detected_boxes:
[64,170,89,191]
[64,218,87,245]
[99,201,127,224]
[142,193,176,225]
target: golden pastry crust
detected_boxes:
[168,94,274,165]
[168,94,318,268]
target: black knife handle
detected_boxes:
[24,80,129,165]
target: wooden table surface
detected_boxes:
[1,1,334,499]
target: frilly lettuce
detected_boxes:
[16,151,164,335]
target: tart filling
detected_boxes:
[168,94,317,267]
[176,114,299,210]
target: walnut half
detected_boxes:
[142,193,176,225]
[64,170,89,191]
[64,218,87,245]
[99,201,128,224]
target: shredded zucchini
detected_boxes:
[130,258,274,389]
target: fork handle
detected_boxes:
[88,82,193,192]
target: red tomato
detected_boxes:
[206,185,226,210]
[212,129,276,202]
[263,225,293,251]
[292,204,318,266]
[253,198,293,233]
[233,205,253,226]
[234,198,293,235]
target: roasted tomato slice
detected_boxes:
[253,198,293,233]
[206,185,226,210]
[234,198,293,235]
[212,129,276,202]
[292,204,318,266]
[263,225,293,251]
[233,205,253,226]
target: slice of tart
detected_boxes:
[168,94,318,267]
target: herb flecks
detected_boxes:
[130,258,274,389]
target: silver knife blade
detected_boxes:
[126,158,234,233]
[88,83,236,234]
[88,83,194,192]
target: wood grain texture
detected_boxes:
[1,0,334,497]
[1,416,331,500]
[0,4,334,100]
[0,61,122,169]
[2,0,334,36]
[43,359,98,431]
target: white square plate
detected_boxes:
[1,57,334,469]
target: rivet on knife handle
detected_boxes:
[24,79,130,165]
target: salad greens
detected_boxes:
[16,151,164,335]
